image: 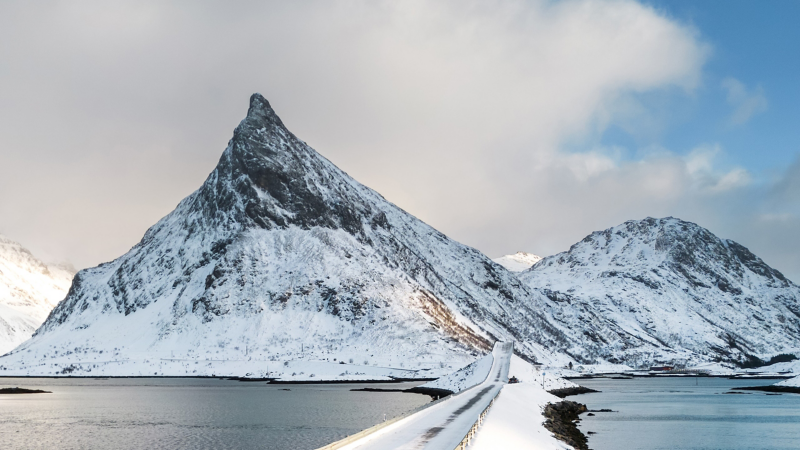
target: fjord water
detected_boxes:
[0,378,429,450]
[576,377,800,450]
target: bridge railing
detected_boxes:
[452,391,499,450]
[452,341,511,450]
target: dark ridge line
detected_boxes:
[267,378,437,385]
[0,387,51,394]
[732,385,800,394]
[350,386,454,400]
[0,375,436,383]
[548,386,600,398]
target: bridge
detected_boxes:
[319,341,513,450]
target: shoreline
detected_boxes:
[732,385,800,394]
[543,400,590,450]
[268,377,435,384]
[0,387,51,394]
[0,375,436,384]
[350,385,454,400]
[566,374,794,380]
[548,386,600,398]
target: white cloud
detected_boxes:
[9,0,799,282]
[683,144,751,193]
[721,77,768,125]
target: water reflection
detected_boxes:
[576,377,800,450]
[0,378,430,450]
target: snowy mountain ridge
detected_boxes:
[0,94,570,377]
[2,96,797,376]
[520,217,800,367]
[492,252,543,272]
[0,235,74,355]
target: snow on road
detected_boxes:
[416,352,494,394]
[336,342,512,450]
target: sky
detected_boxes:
[0,0,798,281]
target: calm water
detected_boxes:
[575,377,800,450]
[0,378,429,450]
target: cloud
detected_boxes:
[721,77,768,125]
[3,0,798,282]
[684,145,751,193]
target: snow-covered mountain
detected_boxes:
[0,94,569,377]
[492,252,543,272]
[519,217,800,367]
[0,235,74,355]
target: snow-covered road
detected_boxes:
[336,342,512,450]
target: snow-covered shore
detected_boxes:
[471,383,573,450]
[777,374,800,388]
[470,355,580,449]
[0,355,445,381]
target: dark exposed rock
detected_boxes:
[732,385,800,394]
[0,387,51,394]
[548,386,600,398]
[543,400,590,450]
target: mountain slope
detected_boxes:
[519,217,800,367]
[492,252,542,272]
[0,94,568,377]
[0,235,74,355]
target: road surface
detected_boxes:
[339,342,513,450]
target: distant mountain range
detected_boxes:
[0,235,73,355]
[492,252,542,272]
[1,95,797,377]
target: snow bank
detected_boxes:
[777,374,800,387]
[508,355,577,391]
[757,356,800,377]
[417,352,493,393]
[471,383,571,450]
[470,356,580,449]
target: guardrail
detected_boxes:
[452,391,499,450]
[314,392,456,450]
[315,341,511,450]
[451,341,511,450]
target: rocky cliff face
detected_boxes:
[520,217,800,367]
[0,94,569,377]
[0,235,74,355]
